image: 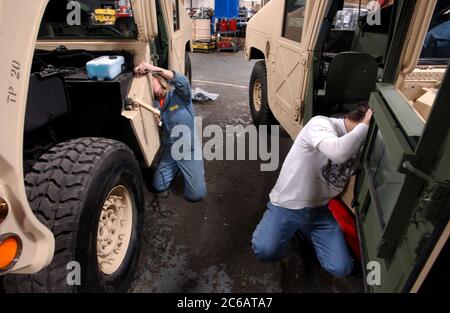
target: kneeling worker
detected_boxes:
[134,62,207,202]
[252,103,372,277]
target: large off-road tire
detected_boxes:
[185,52,192,85]
[249,61,276,126]
[4,138,145,293]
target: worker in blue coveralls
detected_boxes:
[134,62,207,202]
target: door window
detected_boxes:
[367,130,406,226]
[172,0,180,31]
[282,0,307,43]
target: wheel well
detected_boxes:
[249,47,265,60]
[23,112,147,174]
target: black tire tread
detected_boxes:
[249,60,276,125]
[3,138,135,293]
[185,52,192,85]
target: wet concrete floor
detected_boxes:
[131,52,364,293]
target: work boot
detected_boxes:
[151,190,171,217]
[152,190,169,204]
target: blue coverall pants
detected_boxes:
[153,147,207,202]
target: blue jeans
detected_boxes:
[153,148,207,202]
[252,202,353,278]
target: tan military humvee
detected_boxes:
[245,0,444,137]
[246,0,450,293]
[0,0,192,292]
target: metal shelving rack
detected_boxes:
[216,30,241,52]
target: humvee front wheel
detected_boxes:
[4,138,144,292]
[249,61,276,126]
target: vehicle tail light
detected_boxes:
[0,235,21,271]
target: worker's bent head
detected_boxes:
[152,74,170,99]
[346,101,369,123]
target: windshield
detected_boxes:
[38,0,138,40]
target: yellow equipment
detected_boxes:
[94,8,116,25]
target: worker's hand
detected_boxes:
[134,63,173,80]
[362,109,373,125]
[134,62,159,76]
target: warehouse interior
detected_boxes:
[1,0,449,296]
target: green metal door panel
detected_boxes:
[432,140,450,182]
[357,70,450,293]
[376,84,424,139]
[360,201,426,292]
[358,197,411,293]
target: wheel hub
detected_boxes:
[97,185,133,275]
[253,79,262,112]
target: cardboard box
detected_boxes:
[192,19,212,41]
[414,88,437,121]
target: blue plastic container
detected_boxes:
[86,55,125,81]
[214,0,239,19]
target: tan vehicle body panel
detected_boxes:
[162,0,193,76]
[0,0,54,275]
[245,0,330,139]
[0,0,192,274]
[246,0,439,139]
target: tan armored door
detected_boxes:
[271,0,328,121]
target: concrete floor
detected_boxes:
[131,52,364,293]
